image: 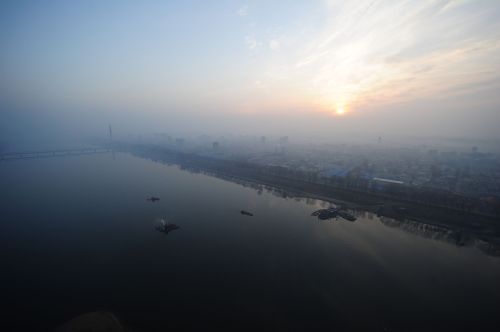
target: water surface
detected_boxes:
[1,153,499,331]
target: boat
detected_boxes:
[155,219,180,234]
[338,211,356,221]
[240,210,254,216]
[311,207,338,220]
[311,207,356,221]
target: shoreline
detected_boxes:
[119,147,500,256]
[114,143,499,228]
[108,142,500,222]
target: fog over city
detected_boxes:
[2,2,500,331]
[1,0,500,149]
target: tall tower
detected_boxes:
[108,124,113,140]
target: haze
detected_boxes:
[3,2,500,330]
[1,0,500,145]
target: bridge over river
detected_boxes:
[0,147,111,161]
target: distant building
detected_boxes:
[279,136,289,144]
[372,177,404,185]
[321,166,352,178]
[213,141,219,150]
[371,177,404,191]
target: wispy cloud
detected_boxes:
[254,0,500,113]
[246,35,261,51]
[237,5,248,17]
[269,39,280,51]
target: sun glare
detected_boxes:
[336,107,345,115]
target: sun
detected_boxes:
[336,107,345,115]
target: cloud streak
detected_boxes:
[237,5,248,17]
[253,0,500,114]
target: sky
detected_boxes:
[1,0,500,142]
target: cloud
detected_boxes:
[256,0,500,112]
[439,0,474,13]
[246,35,261,51]
[269,39,280,51]
[237,5,248,16]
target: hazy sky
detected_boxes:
[1,0,500,140]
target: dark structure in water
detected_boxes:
[240,210,254,216]
[156,222,180,235]
[55,311,124,332]
[311,207,338,220]
[147,196,160,202]
[338,210,357,221]
[311,207,356,222]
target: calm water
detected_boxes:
[1,153,500,331]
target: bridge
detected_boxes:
[0,147,112,161]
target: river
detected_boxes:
[1,152,499,331]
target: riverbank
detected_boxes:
[112,142,499,230]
